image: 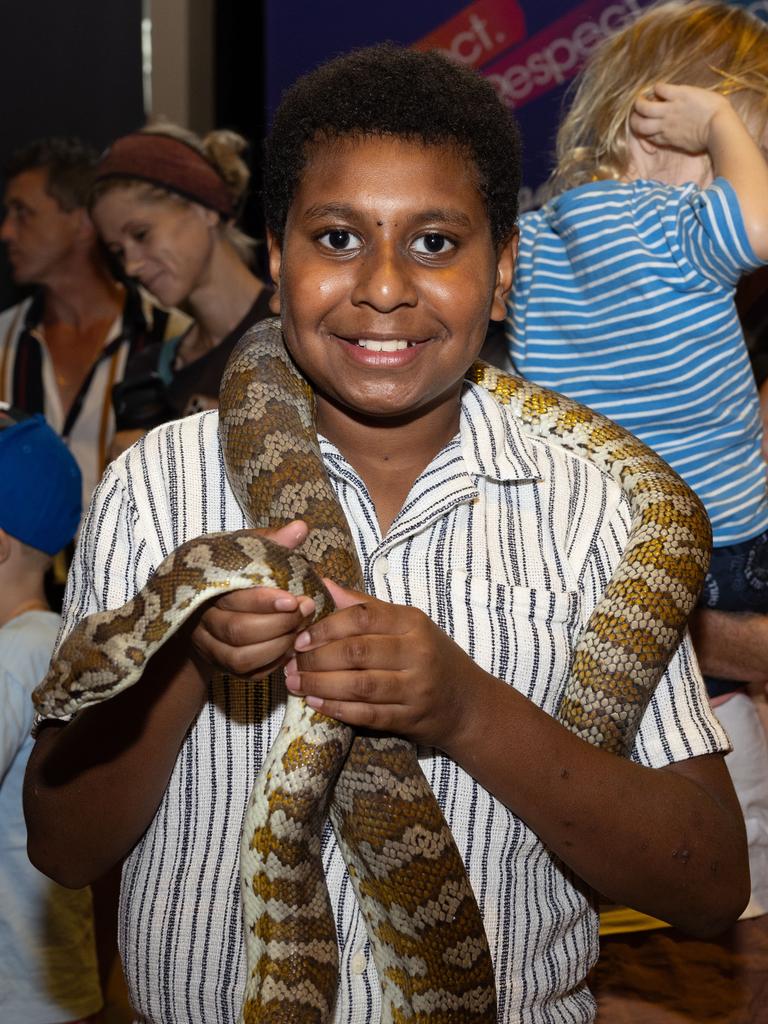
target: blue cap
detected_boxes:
[0,411,82,555]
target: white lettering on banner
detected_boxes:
[440,12,508,66]
[487,0,647,109]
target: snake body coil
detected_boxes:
[34,317,711,1023]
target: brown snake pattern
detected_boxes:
[33,317,712,1023]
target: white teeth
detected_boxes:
[357,339,410,351]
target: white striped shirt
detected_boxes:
[508,177,768,547]
[61,384,728,1023]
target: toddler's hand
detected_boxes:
[630,82,737,155]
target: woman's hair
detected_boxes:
[91,122,256,262]
[264,43,522,248]
[553,0,768,191]
[142,122,252,208]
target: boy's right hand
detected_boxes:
[190,520,317,679]
[631,82,738,155]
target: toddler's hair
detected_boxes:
[554,0,768,191]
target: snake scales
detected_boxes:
[34,316,711,1023]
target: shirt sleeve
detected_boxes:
[58,463,157,649]
[36,460,160,730]
[664,177,763,288]
[578,488,730,768]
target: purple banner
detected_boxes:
[266,0,767,202]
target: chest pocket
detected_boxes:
[444,569,581,718]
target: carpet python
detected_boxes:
[33,316,711,1023]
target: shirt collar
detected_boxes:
[319,379,542,488]
[458,380,542,484]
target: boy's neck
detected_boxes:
[317,393,463,535]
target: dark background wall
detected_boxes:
[0,0,144,166]
[0,0,145,308]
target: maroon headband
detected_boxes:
[94,133,235,219]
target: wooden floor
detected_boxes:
[592,915,768,1023]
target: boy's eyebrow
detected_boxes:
[302,202,358,222]
[301,202,473,229]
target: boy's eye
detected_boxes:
[132,228,148,243]
[412,232,454,255]
[318,228,362,251]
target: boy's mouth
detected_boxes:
[354,339,416,352]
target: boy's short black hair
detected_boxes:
[264,44,522,249]
[4,136,99,212]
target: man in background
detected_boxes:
[0,136,185,508]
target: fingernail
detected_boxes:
[274,597,296,611]
[294,631,311,650]
[285,675,301,693]
[306,695,323,709]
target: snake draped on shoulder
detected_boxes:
[34,316,711,1024]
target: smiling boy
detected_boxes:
[25,45,747,1024]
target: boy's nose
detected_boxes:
[350,244,417,311]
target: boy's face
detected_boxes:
[268,135,516,432]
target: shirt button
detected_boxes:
[351,950,367,974]
[376,556,389,575]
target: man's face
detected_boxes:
[269,135,516,437]
[0,168,84,285]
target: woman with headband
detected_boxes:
[90,126,273,452]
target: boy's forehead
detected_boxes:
[294,133,482,203]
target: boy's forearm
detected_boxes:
[708,105,768,260]
[24,642,207,888]
[447,672,748,937]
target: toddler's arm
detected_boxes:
[631,83,768,259]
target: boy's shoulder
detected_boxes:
[114,409,222,478]
[462,378,626,505]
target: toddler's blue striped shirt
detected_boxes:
[508,177,768,546]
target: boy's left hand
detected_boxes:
[284,579,482,751]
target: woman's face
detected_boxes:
[92,186,219,307]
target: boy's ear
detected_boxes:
[490,229,518,321]
[0,528,11,565]
[267,229,282,315]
